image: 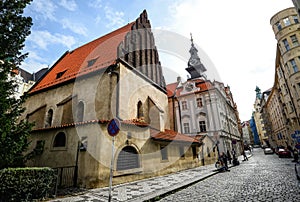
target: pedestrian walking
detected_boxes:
[293,148,299,162]
[227,150,232,164]
[242,149,248,161]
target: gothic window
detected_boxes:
[282,39,290,51]
[53,132,66,147]
[77,101,84,122]
[199,121,206,132]
[137,101,143,118]
[183,123,190,134]
[117,146,140,171]
[45,109,53,127]
[182,101,187,110]
[196,98,203,108]
[160,145,168,160]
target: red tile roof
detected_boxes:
[166,79,212,98]
[151,129,200,144]
[29,22,135,94]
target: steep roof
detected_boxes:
[29,22,135,94]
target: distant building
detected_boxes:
[253,86,268,146]
[249,114,260,145]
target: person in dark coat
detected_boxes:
[219,152,230,171]
[227,150,232,164]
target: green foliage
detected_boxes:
[0,0,34,169]
[0,167,57,201]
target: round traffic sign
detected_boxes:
[107,118,120,137]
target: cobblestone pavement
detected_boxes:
[49,163,218,201]
[159,148,300,202]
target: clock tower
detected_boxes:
[185,33,207,79]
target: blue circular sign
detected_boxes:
[107,118,120,136]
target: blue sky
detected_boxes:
[22,0,294,121]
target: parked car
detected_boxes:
[264,148,274,155]
[278,148,292,158]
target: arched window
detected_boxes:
[77,101,84,122]
[137,101,143,118]
[117,146,140,171]
[45,109,53,127]
[53,132,66,147]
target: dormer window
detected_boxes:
[87,58,98,67]
[56,70,67,79]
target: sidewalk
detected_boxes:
[50,154,252,202]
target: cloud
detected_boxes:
[59,0,77,11]
[104,6,125,28]
[30,0,57,21]
[28,30,76,50]
[61,18,88,36]
[88,0,103,9]
[21,57,49,73]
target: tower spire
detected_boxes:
[185,33,207,79]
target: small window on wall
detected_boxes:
[199,121,206,132]
[290,35,299,47]
[53,132,66,147]
[196,98,203,108]
[182,101,188,110]
[290,59,299,73]
[293,15,299,24]
[275,21,282,30]
[283,17,291,26]
[283,39,290,51]
[183,123,190,134]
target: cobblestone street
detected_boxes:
[159,148,300,202]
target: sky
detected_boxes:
[22,0,294,122]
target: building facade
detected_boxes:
[270,7,300,148]
[22,10,202,189]
[167,36,242,165]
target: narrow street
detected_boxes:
[159,148,300,202]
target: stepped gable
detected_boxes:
[29,10,166,94]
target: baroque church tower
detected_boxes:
[186,34,207,79]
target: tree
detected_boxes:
[0,0,33,169]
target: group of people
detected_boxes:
[216,149,241,172]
